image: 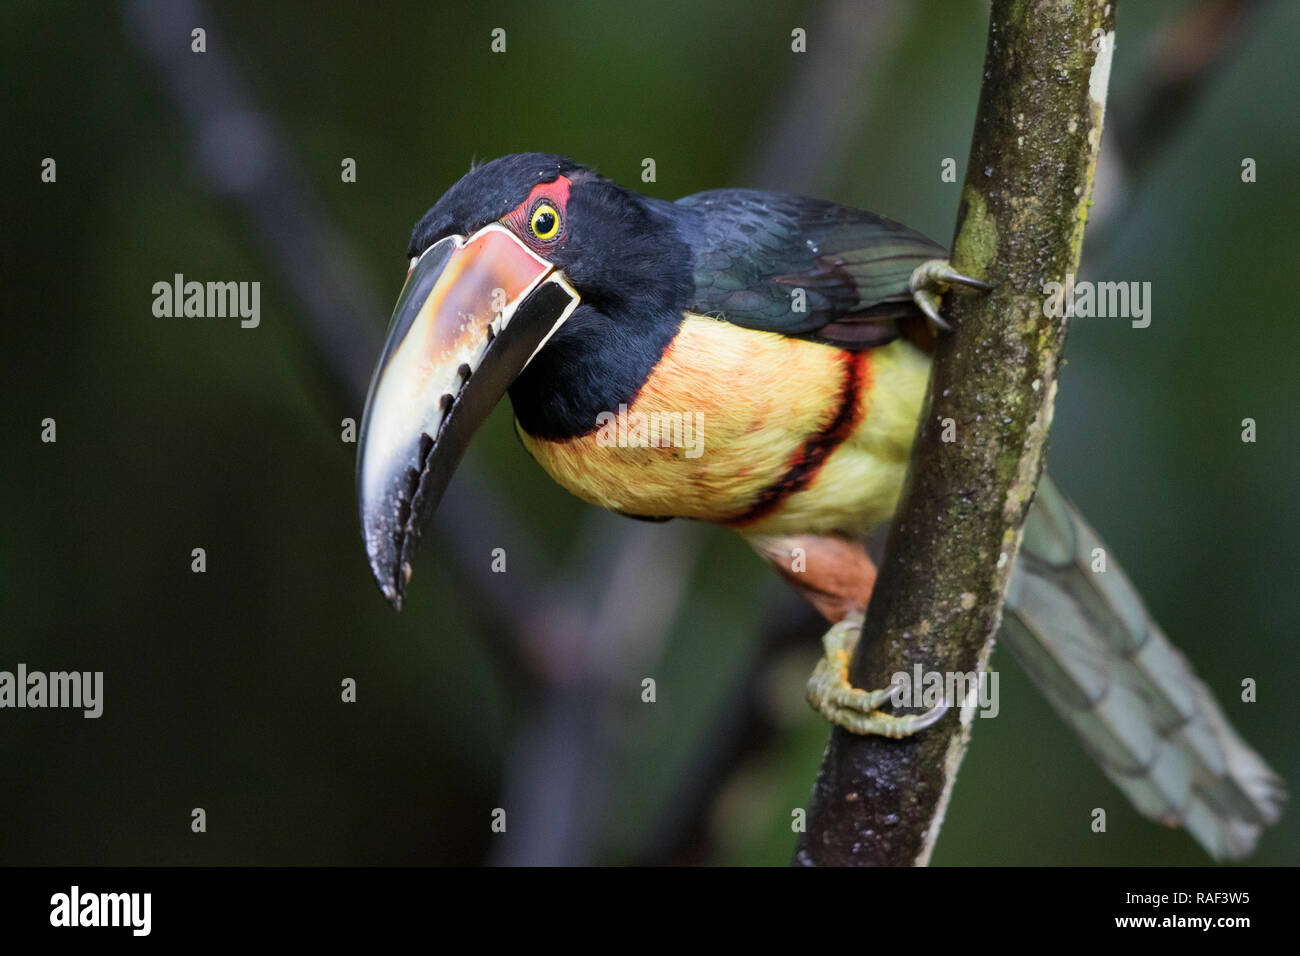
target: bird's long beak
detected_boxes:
[357,223,580,608]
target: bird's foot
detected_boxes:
[806,613,949,737]
[908,259,990,332]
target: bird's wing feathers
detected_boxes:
[676,189,945,348]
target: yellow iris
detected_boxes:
[529,203,560,240]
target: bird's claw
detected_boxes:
[909,258,991,333]
[806,614,949,738]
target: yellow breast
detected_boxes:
[516,313,931,537]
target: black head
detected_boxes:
[358,153,690,607]
[407,153,589,258]
[408,153,690,314]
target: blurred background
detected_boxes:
[2,0,1297,865]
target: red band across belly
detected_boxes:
[725,350,869,527]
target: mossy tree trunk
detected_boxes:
[796,0,1118,867]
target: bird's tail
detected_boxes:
[1001,475,1284,859]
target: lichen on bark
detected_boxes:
[796,0,1118,867]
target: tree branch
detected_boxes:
[796,0,1117,866]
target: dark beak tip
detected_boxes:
[357,228,579,616]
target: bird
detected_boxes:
[355,152,1282,860]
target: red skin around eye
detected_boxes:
[502,175,572,244]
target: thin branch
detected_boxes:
[796,0,1117,867]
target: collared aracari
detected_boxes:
[356,153,1282,859]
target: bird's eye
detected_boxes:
[529,203,561,241]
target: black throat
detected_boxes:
[508,188,693,441]
[508,302,683,441]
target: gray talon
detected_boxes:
[909,258,990,331]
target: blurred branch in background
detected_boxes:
[1091,0,1266,232]
[797,0,1115,866]
[638,594,822,865]
[742,0,904,194]
[491,514,699,865]
[637,0,913,863]
[127,0,705,865]
[122,0,1269,867]
[126,0,552,695]
[1113,0,1265,174]
[125,0,379,410]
